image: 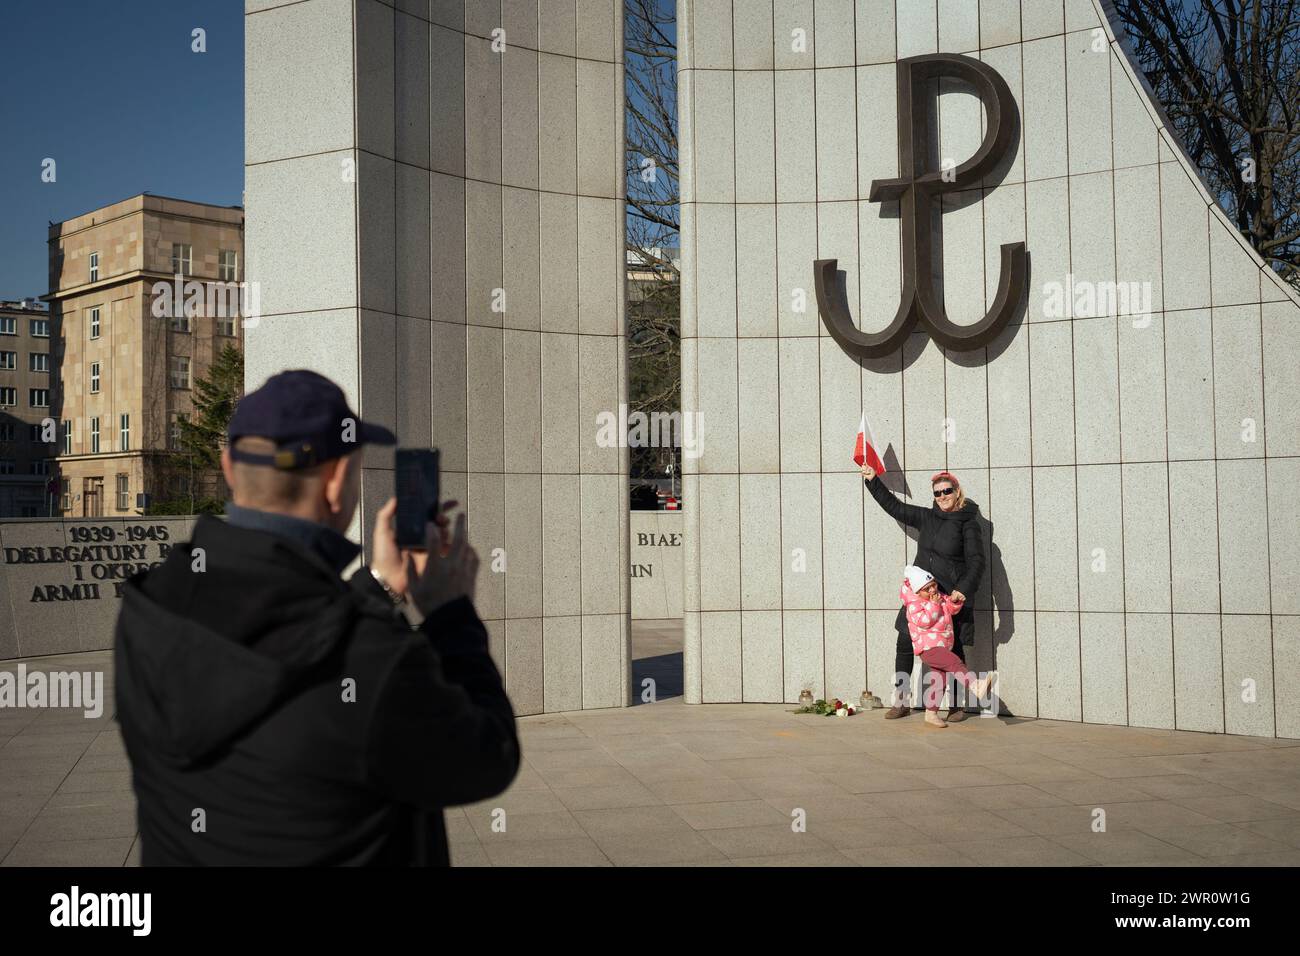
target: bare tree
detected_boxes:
[1112,0,1300,285]
[625,0,680,268]
[625,0,681,488]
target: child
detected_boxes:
[899,565,996,727]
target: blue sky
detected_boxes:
[0,0,245,299]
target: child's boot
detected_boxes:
[972,671,998,706]
[924,709,947,728]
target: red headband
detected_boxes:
[931,470,959,487]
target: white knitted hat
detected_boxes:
[904,565,935,592]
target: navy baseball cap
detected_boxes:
[227,369,396,470]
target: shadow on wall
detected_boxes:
[983,521,1019,718]
[631,651,684,706]
[984,522,1015,669]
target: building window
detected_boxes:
[0,387,15,406]
[120,413,130,451]
[0,350,14,370]
[29,388,49,407]
[90,417,101,453]
[89,251,100,282]
[30,353,49,373]
[116,473,130,510]
[171,243,192,277]
[61,478,71,511]
[0,424,12,441]
[32,458,51,476]
[90,362,101,393]
[170,355,191,389]
[219,249,238,282]
[90,306,101,339]
[28,423,45,444]
[0,316,15,335]
[30,319,49,337]
[170,313,191,333]
[62,420,72,455]
[169,413,187,451]
[216,315,236,337]
[0,459,14,475]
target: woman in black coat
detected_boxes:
[862,465,985,721]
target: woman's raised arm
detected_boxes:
[862,466,928,528]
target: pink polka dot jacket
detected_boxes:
[899,580,966,655]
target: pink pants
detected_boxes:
[918,647,979,711]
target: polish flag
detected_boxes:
[853,413,887,474]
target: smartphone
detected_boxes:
[394,448,440,549]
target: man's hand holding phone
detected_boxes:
[371,497,460,598]
[406,511,479,616]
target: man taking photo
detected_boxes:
[114,369,519,865]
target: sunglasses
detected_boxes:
[933,486,955,498]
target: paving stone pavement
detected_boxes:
[3,629,1299,867]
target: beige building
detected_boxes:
[46,194,244,516]
[0,298,56,516]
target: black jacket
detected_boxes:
[113,515,520,866]
[866,475,986,645]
